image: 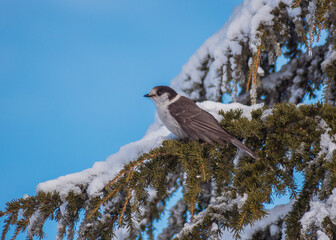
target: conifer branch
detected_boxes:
[2,216,14,240]
[89,152,170,221]
[323,77,332,104]
[189,197,195,219]
[105,152,168,191]
[10,217,31,240]
[246,52,257,92]
[1,104,336,239]
[118,187,134,225]
[253,44,262,86]
[237,212,247,231]
[10,228,22,240]
[2,1,336,238]
[86,187,120,220]
[292,0,302,8]
[199,156,207,182]
[317,23,323,43]
[246,32,263,105]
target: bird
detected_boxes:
[144,86,257,159]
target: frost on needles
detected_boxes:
[1,0,336,239]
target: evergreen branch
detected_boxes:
[1,104,336,239]
[10,227,22,240]
[196,153,208,182]
[299,28,310,53]
[175,192,247,239]
[104,169,127,191]
[189,197,195,219]
[125,162,137,183]
[104,159,143,191]
[86,152,170,221]
[200,159,207,182]
[158,198,187,240]
[317,23,323,43]
[2,216,14,240]
[246,32,263,97]
[246,52,257,92]
[253,43,262,86]
[118,187,134,225]
[323,76,332,104]
[86,187,120,220]
[1,198,38,240]
[292,0,302,8]
[10,218,30,240]
[105,152,168,191]
[237,212,246,230]
[87,154,162,220]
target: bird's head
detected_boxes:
[144,86,178,105]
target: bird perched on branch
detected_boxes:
[144,86,257,159]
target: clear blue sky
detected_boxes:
[0,0,244,239]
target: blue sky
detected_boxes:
[0,0,245,239]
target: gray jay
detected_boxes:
[144,86,257,159]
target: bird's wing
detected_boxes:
[169,97,257,159]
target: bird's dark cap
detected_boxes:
[153,86,178,100]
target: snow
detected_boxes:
[220,201,293,239]
[321,45,336,73]
[300,189,336,240]
[36,102,262,200]
[16,0,335,238]
[34,97,336,239]
[31,98,336,240]
[34,101,265,239]
[288,76,304,103]
[197,101,263,121]
[287,6,301,19]
[175,193,293,240]
[174,200,293,239]
[36,123,170,199]
[56,218,66,240]
[171,0,296,101]
[176,193,248,239]
[27,210,42,238]
[317,230,330,240]
[260,44,326,104]
[318,120,336,161]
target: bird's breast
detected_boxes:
[155,103,188,139]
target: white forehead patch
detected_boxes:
[149,88,157,96]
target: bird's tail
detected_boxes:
[229,137,258,159]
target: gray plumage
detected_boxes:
[145,86,257,159]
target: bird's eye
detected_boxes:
[157,90,162,96]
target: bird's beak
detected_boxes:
[144,93,154,98]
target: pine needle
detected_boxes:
[86,187,120,220]
[118,187,134,225]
